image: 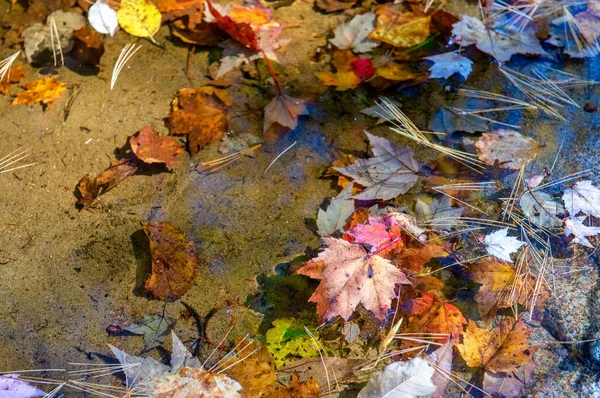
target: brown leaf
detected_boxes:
[75,157,139,208]
[0,65,26,95]
[167,86,232,155]
[153,366,243,397]
[130,126,184,165]
[315,0,357,13]
[11,77,66,107]
[152,0,204,25]
[71,26,105,65]
[475,130,541,169]
[263,95,308,133]
[402,293,466,340]
[280,357,367,390]
[143,222,200,302]
[171,20,227,46]
[75,175,100,207]
[219,340,277,397]
[263,373,320,398]
[457,318,533,373]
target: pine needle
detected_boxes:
[111,43,142,90]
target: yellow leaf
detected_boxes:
[369,4,431,48]
[375,62,417,82]
[10,77,65,107]
[315,71,360,91]
[117,0,161,40]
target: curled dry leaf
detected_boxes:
[369,4,431,48]
[457,318,533,373]
[11,77,66,107]
[143,222,200,301]
[168,86,232,155]
[475,130,541,169]
[130,126,183,166]
[76,156,139,207]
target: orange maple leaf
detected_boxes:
[457,318,534,373]
[0,64,26,95]
[298,237,411,322]
[11,77,65,107]
[402,293,466,340]
[219,340,277,397]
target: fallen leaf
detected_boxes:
[361,98,403,124]
[334,131,421,200]
[130,126,183,166]
[314,70,361,91]
[483,360,534,398]
[153,367,243,397]
[0,374,46,398]
[484,228,526,263]
[369,4,431,48]
[425,51,473,79]
[457,318,533,373]
[564,216,600,248]
[452,15,547,62]
[171,20,226,46]
[426,340,453,398]
[547,6,600,58]
[402,293,466,340]
[324,154,363,192]
[280,357,367,389]
[357,357,436,398]
[117,0,161,40]
[352,58,375,80]
[392,242,446,272]
[315,0,357,13]
[519,190,563,228]
[75,175,100,208]
[415,195,463,231]
[562,180,600,218]
[263,94,308,132]
[205,0,260,50]
[475,130,541,169]
[88,0,118,36]
[372,59,418,82]
[298,237,411,322]
[11,77,66,107]
[348,214,404,255]
[71,26,106,65]
[219,133,264,156]
[329,11,378,53]
[109,344,171,389]
[94,157,139,192]
[153,0,204,25]
[316,183,355,237]
[143,222,200,301]
[265,318,321,368]
[219,340,277,397]
[167,86,232,155]
[124,314,176,351]
[264,373,320,398]
[384,208,428,242]
[0,64,26,95]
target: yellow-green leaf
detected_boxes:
[117,0,161,40]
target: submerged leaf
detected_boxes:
[564,216,600,248]
[130,126,183,166]
[519,190,563,228]
[116,0,161,39]
[415,195,463,230]
[316,183,355,237]
[153,367,243,397]
[334,132,421,200]
[109,344,171,388]
[329,12,378,53]
[426,341,453,398]
[483,228,525,263]
[0,374,46,398]
[475,130,540,169]
[562,180,600,218]
[219,340,277,396]
[403,293,466,340]
[265,318,321,367]
[124,314,175,351]
[11,77,65,107]
[263,94,308,132]
[357,357,436,398]
[143,222,200,301]
[425,51,473,79]
[369,4,431,48]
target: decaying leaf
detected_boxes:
[334,132,421,200]
[124,314,176,351]
[357,357,436,398]
[457,318,533,373]
[263,94,308,132]
[0,64,26,95]
[369,4,431,48]
[315,0,357,13]
[425,51,473,80]
[219,340,277,396]
[130,126,183,166]
[402,293,466,340]
[76,156,139,207]
[519,190,563,228]
[264,373,320,398]
[329,12,378,53]
[475,130,541,169]
[564,216,600,248]
[316,183,355,237]
[298,237,411,322]
[426,340,453,398]
[483,228,526,263]
[280,357,367,390]
[143,222,200,301]
[483,360,534,398]
[168,86,232,155]
[153,367,243,397]
[348,214,404,255]
[116,0,161,40]
[11,77,66,107]
[415,195,463,231]
[562,180,600,218]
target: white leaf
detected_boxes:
[108,344,171,388]
[426,340,453,398]
[88,0,118,36]
[562,180,600,218]
[519,191,563,228]
[170,332,203,370]
[452,15,547,62]
[329,12,379,53]
[564,216,600,248]
[484,228,525,263]
[317,183,355,236]
[358,357,437,398]
[424,52,473,79]
[0,374,46,398]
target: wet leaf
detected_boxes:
[117,0,161,40]
[130,126,183,166]
[334,132,421,200]
[562,180,600,218]
[357,357,436,398]
[519,190,563,228]
[280,357,367,389]
[205,0,260,50]
[0,374,46,398]
[475,130,541,169]
[329,12,378,53]
[11,77,66,107]
[0,64,26,95]
[456,318,533,373]
[314,70,361,91]
[297,237,411,322]
[109,344,171,388]
[483,361,534,398]
[143,222,200,301]
[75,175,100,208]
[124,314,175,351]
[484,228,526,263]
[425,52,473,79]
[265,319,321,368]
[168,86,232,155]
[153,367,243,397]
[426,340,453,398]
[153,0,204,25]
[76,157,139,208]
[316,183,355,237]
[263,94,308,132]
[564,216,600,248]
[315,0,357,13]
[264,373,320,398]
[219,340,277,397]
[369,4,431,48]
[348,214,404,255]
[88,0,118,36]
[403,293,466,340]
[415,195,463,231]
